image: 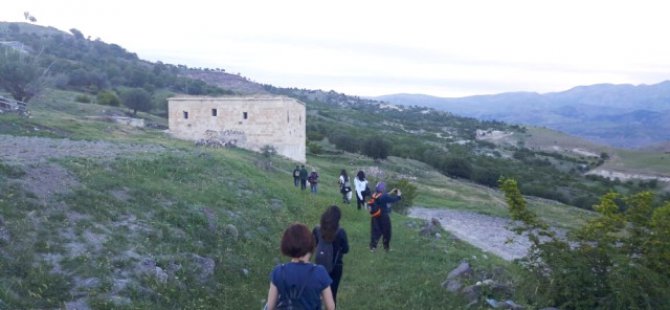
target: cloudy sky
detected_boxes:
[3,0,670,97]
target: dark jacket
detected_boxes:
[312,227,349,266]
[299,167,308,179]
[376,192,402,215]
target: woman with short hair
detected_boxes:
[266,223,335,310]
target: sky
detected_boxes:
[2,0,670,98]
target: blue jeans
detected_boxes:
[310,183,318,193]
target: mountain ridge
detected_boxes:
[377,81,670,148]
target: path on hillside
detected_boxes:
[0,134,166,164]
[408,207,533,261]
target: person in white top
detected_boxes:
[354,170,369,210]
[338,169,352,204]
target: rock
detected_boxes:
[241,268,250,277]
[269,199,284,211]
[224,224,239,241]
[441,279,462,293]
[446,261,472,280]
[419,217,443,237]
[65,298,91,310]
[461,284,481,302]
[190,254,215,282]
[155,266,168,283]
[504,300,525,309]
[435,232,441,239]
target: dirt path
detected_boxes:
[408,207,532,261]
[0,134,166,164]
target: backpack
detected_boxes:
[314,228,336,273]
[293,170,300,177]
[368,192,383,218]
[308,172,318,184]
[274,265,313,310]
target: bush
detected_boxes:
[500,178,670,309]
[74,94,91,103]
[96,90,120,106]
[386,179,417,215]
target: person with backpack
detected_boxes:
[308,169,319,194]
[354,170,370,210]
[368,182,402,252]
[266,223,335,310]
[292,165,300,188]
[313,206,349,305]
[299,165,308,191]
[338,170,352,204]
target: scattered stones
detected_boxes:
[447,262,472,280]
[419,218,443,237]
[269,199,284,211]
[190,254,215,283]
[224,224,239,241]
[201,207,218,232]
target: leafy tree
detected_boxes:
[386,179,417,215]
[121,88,152,115]
[361,136,390,160]
[499,178,670,309]
[96,90,120,106]
[0,47,52,102]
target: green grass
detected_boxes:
[0,90,601,308]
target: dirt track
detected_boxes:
[408,207,532,261]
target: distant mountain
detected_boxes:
[377,82,670,148]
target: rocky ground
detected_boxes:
[409,207,533,261]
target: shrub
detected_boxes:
[500,178,670,309]
[96,90,120,106]
[386,179,417,215]
[74,94,91,103]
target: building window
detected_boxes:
[212,109,217,116]
[243,112,248,120]
[183,111,189,119]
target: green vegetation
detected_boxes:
[501,178,670,309]
[0,95,529,308]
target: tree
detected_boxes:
[121,88,152,115]
[0,47,51,102]
[499,178,670,309]
[96,90,120,106]
[361,136,391,160]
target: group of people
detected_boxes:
[293,165,320,194]
[267,167,403,309]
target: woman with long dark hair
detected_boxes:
[338,169,352,204]
[313,206,349,305]
[354,170,369,210]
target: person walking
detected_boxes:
[308,169,319,194]
[313,206,349,306]
[369,182,402,252]
[354,170,369,210]
[292,165,301,188]
[299,165,308,191]
[266,223,335,310]
[338,170,352,204]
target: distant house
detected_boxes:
[168,96,306,162]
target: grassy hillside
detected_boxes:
[2,91,563,309]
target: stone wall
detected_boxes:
[168,96,306,162]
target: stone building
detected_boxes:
[168,96,306,162]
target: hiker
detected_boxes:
[292,165,300,187]
[266,223,335,310]
[313,206,349,305]
[369,182,402,252]
[299,165,308,190]
[308,169,319,194]
[354,170,370,210]
[338,170,352,204]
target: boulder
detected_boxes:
[447,261,472,280]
